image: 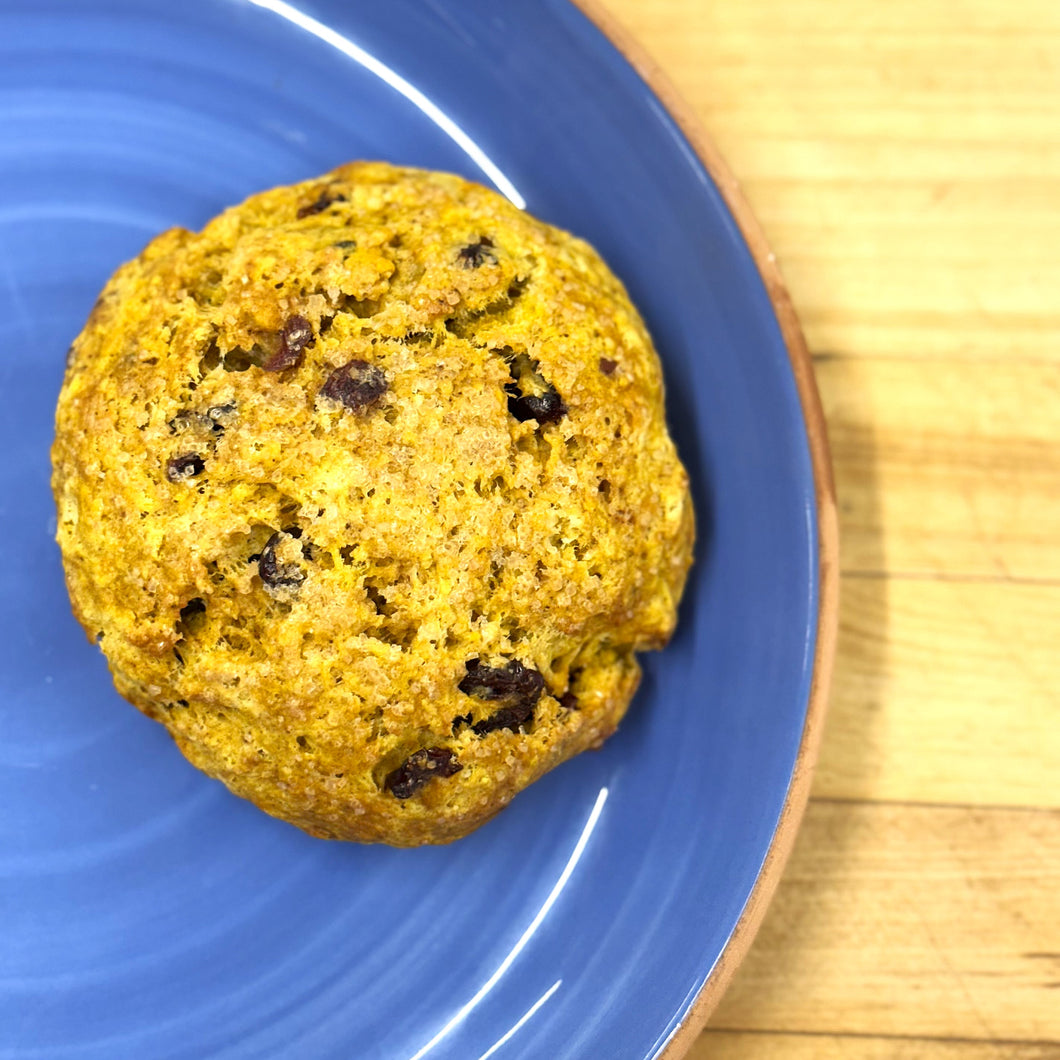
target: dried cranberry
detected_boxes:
[258,531,305,590]
[166,453,205,482]
[297,189,347,219]
[471,703,536,735]
[506,386,567,424]
[385,747,462,798]
[503,352,567,425]
[206,402,237,432]
[459,658,543,701]
[264,314,313,371]
[321,359,388,412]
[457,236,497,269]
[559,667,582,710]
[169,402,236,436]
[458,658,545,735]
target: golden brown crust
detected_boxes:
[52,161,693,845]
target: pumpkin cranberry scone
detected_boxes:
[52,162,693,845]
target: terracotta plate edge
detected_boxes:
[566,1,840,1056]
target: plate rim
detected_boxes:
[10,0,837,1051]
[568,1,840,1053]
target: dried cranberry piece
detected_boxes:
[169,402,236,436]
[459,658,544,701]
[321,360,388,412]
[385,747,462,798]
[264,315,313,372]
[505,386,567,424]
[206,402,237,432]
[296,189,347,219]
[166,453,205,482]
[258,531,305,590]
[457,236,496,268]
[471,703,536,735]
[502,351,567,425]
[560,667,583,711]
[458,658,546,735]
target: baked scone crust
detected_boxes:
[52,162,693,845]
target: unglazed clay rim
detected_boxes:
[567,1,840,1055]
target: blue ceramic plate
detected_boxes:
[0,2,835,1057]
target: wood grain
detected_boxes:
[695,1033,1060,1060]
[603,0,1060,363]
[818,358,1060,585]
[819,357,1060,580]
[815,577,1060,807]
[593,0,1060,1056]
[710,802,1060,1040]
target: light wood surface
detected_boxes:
[600,0,1060,1055]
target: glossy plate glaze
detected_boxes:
[0,2,836,1058]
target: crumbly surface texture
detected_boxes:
[52,162,694,846]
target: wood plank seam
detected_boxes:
[701,1029,1060,1047]
[810,796,1060,815]
[812,353,1060,366]
[841,572,1060,587]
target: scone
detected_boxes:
[52,161,694,846]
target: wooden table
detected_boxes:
[598,1,1060,1056]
